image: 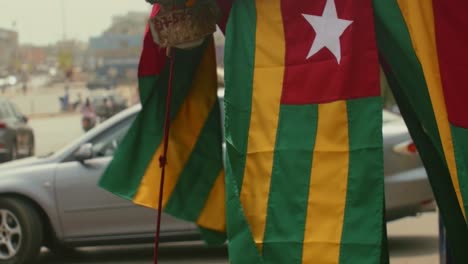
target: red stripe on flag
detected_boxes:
[138,5,167,77]
[216,0,233,34]
[280,0,380,104]
[433,0,468,128]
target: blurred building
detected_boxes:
[55,40,88,69]
[88,12,147,83]
[105,11,147,36]
[33,40,90,82]
[19,45,47,71]
[0,28,19,73]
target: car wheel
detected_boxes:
[0,198,43,264]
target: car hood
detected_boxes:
[0,156,54,172]
[383,119,408,136]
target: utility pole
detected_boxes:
[11,21,19,74]
[439,214,452,264]
[60,0,67,41]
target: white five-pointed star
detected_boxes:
[302,0,353,64]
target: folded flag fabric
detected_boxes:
[223,0,385,263]
[99,5,226,233]
[374,0,468,261]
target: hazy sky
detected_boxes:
[0,0,152,45]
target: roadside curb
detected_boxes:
[28,112,80,120]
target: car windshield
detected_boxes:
[383,110,401,124]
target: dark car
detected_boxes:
[90,93,128,122]
[86,76,113,90]
[0,99,35,162]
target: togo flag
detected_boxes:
[99,5,226,233]
[374,0,468,261]
[223,0,386,263]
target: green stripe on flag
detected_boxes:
[164,103,224,221]
[139,75,158,106]
[224,0,262,263]
[224,0,256,190]
[99,43,209,200]
[383,61,468,263]
[339,97,384,264]
[99,75,166,199]
[451,125,468,217]
[262,104,318,264]
[373,2,468,262]
[373,0,444,160]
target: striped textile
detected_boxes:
[374,0,468,261]
[99,5,226,233]
[223,0,385,263]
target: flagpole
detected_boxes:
[60,0,67,41]
[153,47,175,264]
[439,213,452,264]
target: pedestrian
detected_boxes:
[81,98,96,131]
[101,97,114,121]
[22,83,27,95]
[21,71,28,95]
[73,93,83,111]
[60,85,70,111]
[80,98,95,117]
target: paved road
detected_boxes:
[37,243,228,264]
[5,75,73,116]
[27,115,441,263]
[32,213,439,264]
[389,212,439,264]
[6,75,138,118]
[33,213,440,264]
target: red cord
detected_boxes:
[153,48,175,264]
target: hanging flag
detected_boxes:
[433,0,468,218]
[99,5,226,233]
[373,0,468,261]
[216,0,232,33]
[223,0,385,263]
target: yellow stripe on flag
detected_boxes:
[397,0,466,218]
[133,40,219,208]
[196,171,226,232]
[240,0,285,251]
[302,101,349,264]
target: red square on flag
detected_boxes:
[280,0,380,105]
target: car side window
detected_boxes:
[0,102,14,120]
[5,102,22,121]
[89,115,135,158]
[0,103,6,119]
[8,102,24,120]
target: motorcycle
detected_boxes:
[81,112,96,132]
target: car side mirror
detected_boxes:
[74,143,94,162]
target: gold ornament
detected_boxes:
[149,0,219,49]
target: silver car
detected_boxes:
[0,103,434,264]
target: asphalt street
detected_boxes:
[37,243,228,264]
[26,113,441,263]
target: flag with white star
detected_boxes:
[223,0,386,263]
[100,0,468,263]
